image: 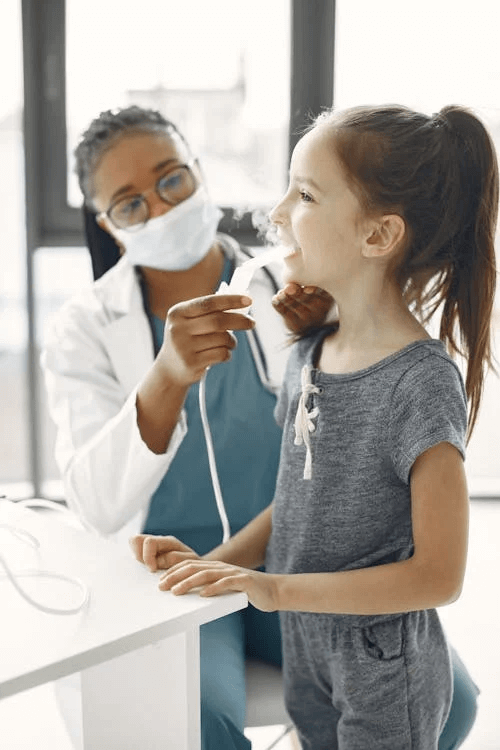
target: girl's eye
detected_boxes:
[299,190,313,203]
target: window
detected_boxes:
[335,0,500,496]
[22,0,335,495]
[0,0,30,496]
[66,0,291,212]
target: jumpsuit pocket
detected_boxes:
[360,616,405,661]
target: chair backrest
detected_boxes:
[83,205,122,281]
[245,658,290,728]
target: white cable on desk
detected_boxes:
[0,501,90,615]
[0,559,90,615]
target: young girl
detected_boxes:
[131,103,497,748]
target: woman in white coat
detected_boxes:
[42,105,332,750]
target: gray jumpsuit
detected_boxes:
[266,335,468,750]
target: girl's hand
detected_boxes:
[158,559,280,612]
[129,534,199,573]
[272,283,334,334]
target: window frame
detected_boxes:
[23,0,336,249]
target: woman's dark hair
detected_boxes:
[315,104,499,439]
[74,105,190,208]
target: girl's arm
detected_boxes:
[161,441,469,615]
[131,502,273,573]
[276,441,468,614]
[203,502,274,569]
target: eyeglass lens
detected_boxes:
[109,165,196,229]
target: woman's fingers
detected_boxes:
[158,293,256,386]
[129,534,148,562]
[156,550,199,570]
[272,284,334,333]
[178,294,252,319]
[129,535,197,572]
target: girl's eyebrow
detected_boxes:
[289,172,323,194]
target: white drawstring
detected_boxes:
[294,365,321,480]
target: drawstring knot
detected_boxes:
[294,365,321,479]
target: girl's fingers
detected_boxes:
[159,568,228,593]
[199,577,244,597]
[156,550,198,570]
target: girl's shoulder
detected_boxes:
[390,339,467,409]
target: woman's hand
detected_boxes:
[129,534,199,572]
[158,294,255,387]
[158,559,280,612]
[272,283,333,334]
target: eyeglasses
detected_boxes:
[105,160,197,231]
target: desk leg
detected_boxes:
[80,628,200,750]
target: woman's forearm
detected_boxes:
[275,556,462,615]
[204,503,273,569]
[136,358,190,454]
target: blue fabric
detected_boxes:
[143,255,282,554]
[199,607,282,750]
[440,646,480,750]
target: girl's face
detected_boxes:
[270,125,369,294]
[92,131,197,234]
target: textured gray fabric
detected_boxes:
[267,336,467,616]
[280,610,452,749]
[266,335,468,748]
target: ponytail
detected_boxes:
[317,104,499,440]
[431,106,498,438]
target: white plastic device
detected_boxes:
[199,246,284,543]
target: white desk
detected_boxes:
[0,501,247,749]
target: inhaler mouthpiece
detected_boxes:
[221,245,285,296]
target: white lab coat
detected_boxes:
[41,236,289,539]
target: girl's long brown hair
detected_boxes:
[316,104,498,440]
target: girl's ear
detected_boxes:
[363,214,406,259]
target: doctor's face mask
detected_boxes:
[93,130,222,270]
[111,186,223,271]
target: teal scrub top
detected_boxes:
[142,256,283,555]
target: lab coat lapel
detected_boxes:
[98,257,155,394]
[104,314,154,395]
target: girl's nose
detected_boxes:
[269,198,286,225]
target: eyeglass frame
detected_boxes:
[102,158,199,231]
